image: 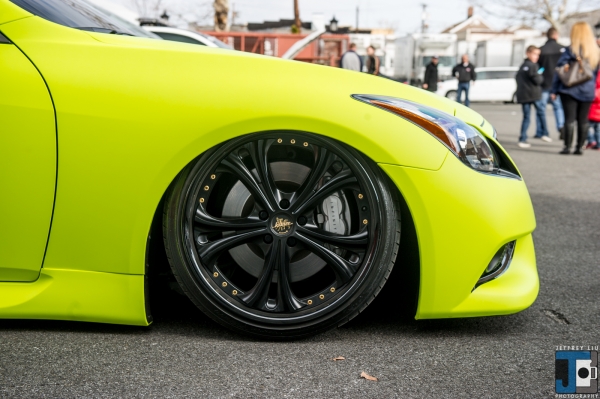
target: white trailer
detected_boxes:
[393,33,457,85]
[475,39,513,68]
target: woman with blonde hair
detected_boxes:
[551,22,599,154]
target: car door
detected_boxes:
[495,70,518,102]
[0,31,56,281]
[469,71,489,101]
[483,70,517,102]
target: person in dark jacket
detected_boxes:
[365,45,380,75]
[534,27,565,141]
[422,55,439,92]
[516,46,544,148]
[452,54,477,106]
[551,22,600,155]
[339,43,362,72]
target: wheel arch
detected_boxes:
[144,129,421,320]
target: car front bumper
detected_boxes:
[379,151,538,319]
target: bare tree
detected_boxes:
[214,0,229,31]
[293,0,301,33]
[473,0,595,31]
[168,1,214,30]
[129,0,163,17]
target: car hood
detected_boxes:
[89,32,493,138]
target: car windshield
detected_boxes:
[10,0,160,39]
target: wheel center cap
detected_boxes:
[270,214,294,236]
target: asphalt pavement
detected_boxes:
[1,103,599,398]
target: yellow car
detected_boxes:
[0,0,538,339]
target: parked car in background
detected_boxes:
[143,26,233,49]
[436,67,518,103]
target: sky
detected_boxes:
[228,0,476,34]
[118,0,510,35]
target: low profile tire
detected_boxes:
[163,132,400,339]
[445,90,457,101]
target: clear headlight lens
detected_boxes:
[353,95,499,173]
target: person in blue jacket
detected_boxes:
[551,22,600,155]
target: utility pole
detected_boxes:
[293,0,301,33]
[355,6,359,32]
[421,3,427,33]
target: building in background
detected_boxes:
[560,9,600,37]
[391,7,554,84]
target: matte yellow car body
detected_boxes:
[0,0,538,326]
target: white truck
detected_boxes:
[394,33,457,85]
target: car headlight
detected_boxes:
[353,95,499,173]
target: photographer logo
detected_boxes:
[555,349,598,395]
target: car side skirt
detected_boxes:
[0,268,149,326]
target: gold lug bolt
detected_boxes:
[330,287,335,293]
[358,194,364,199]
[363,219,368,225]
[307,300,313,305]
[222,281,228,287]
[232,290,238,296]
[319,294,325,300]
[291,139,296,144]
[303,142,308,147]
[199,198,205,203]
[204,185,210,191]
[210,174,216,180]
[277,138,283,143]
[213,272,219,277]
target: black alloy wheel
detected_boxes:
[163,132,401,339]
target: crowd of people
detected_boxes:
[515,22,599,154]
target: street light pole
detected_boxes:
[355,6,359,32]
[421,3,427,34]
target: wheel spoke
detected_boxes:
[295,232,356,283]
[292,168,357,216]
[197,228,267,267]
[290,148,335,209]
[296,226,369,247]
[195,207,265,230]
[277,241,303,311]
[219,152,276,212]
[240,241,278,307]
[245,140,280,208]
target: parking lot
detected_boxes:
[0,103,598,398]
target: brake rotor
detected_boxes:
[222,161,330,282]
